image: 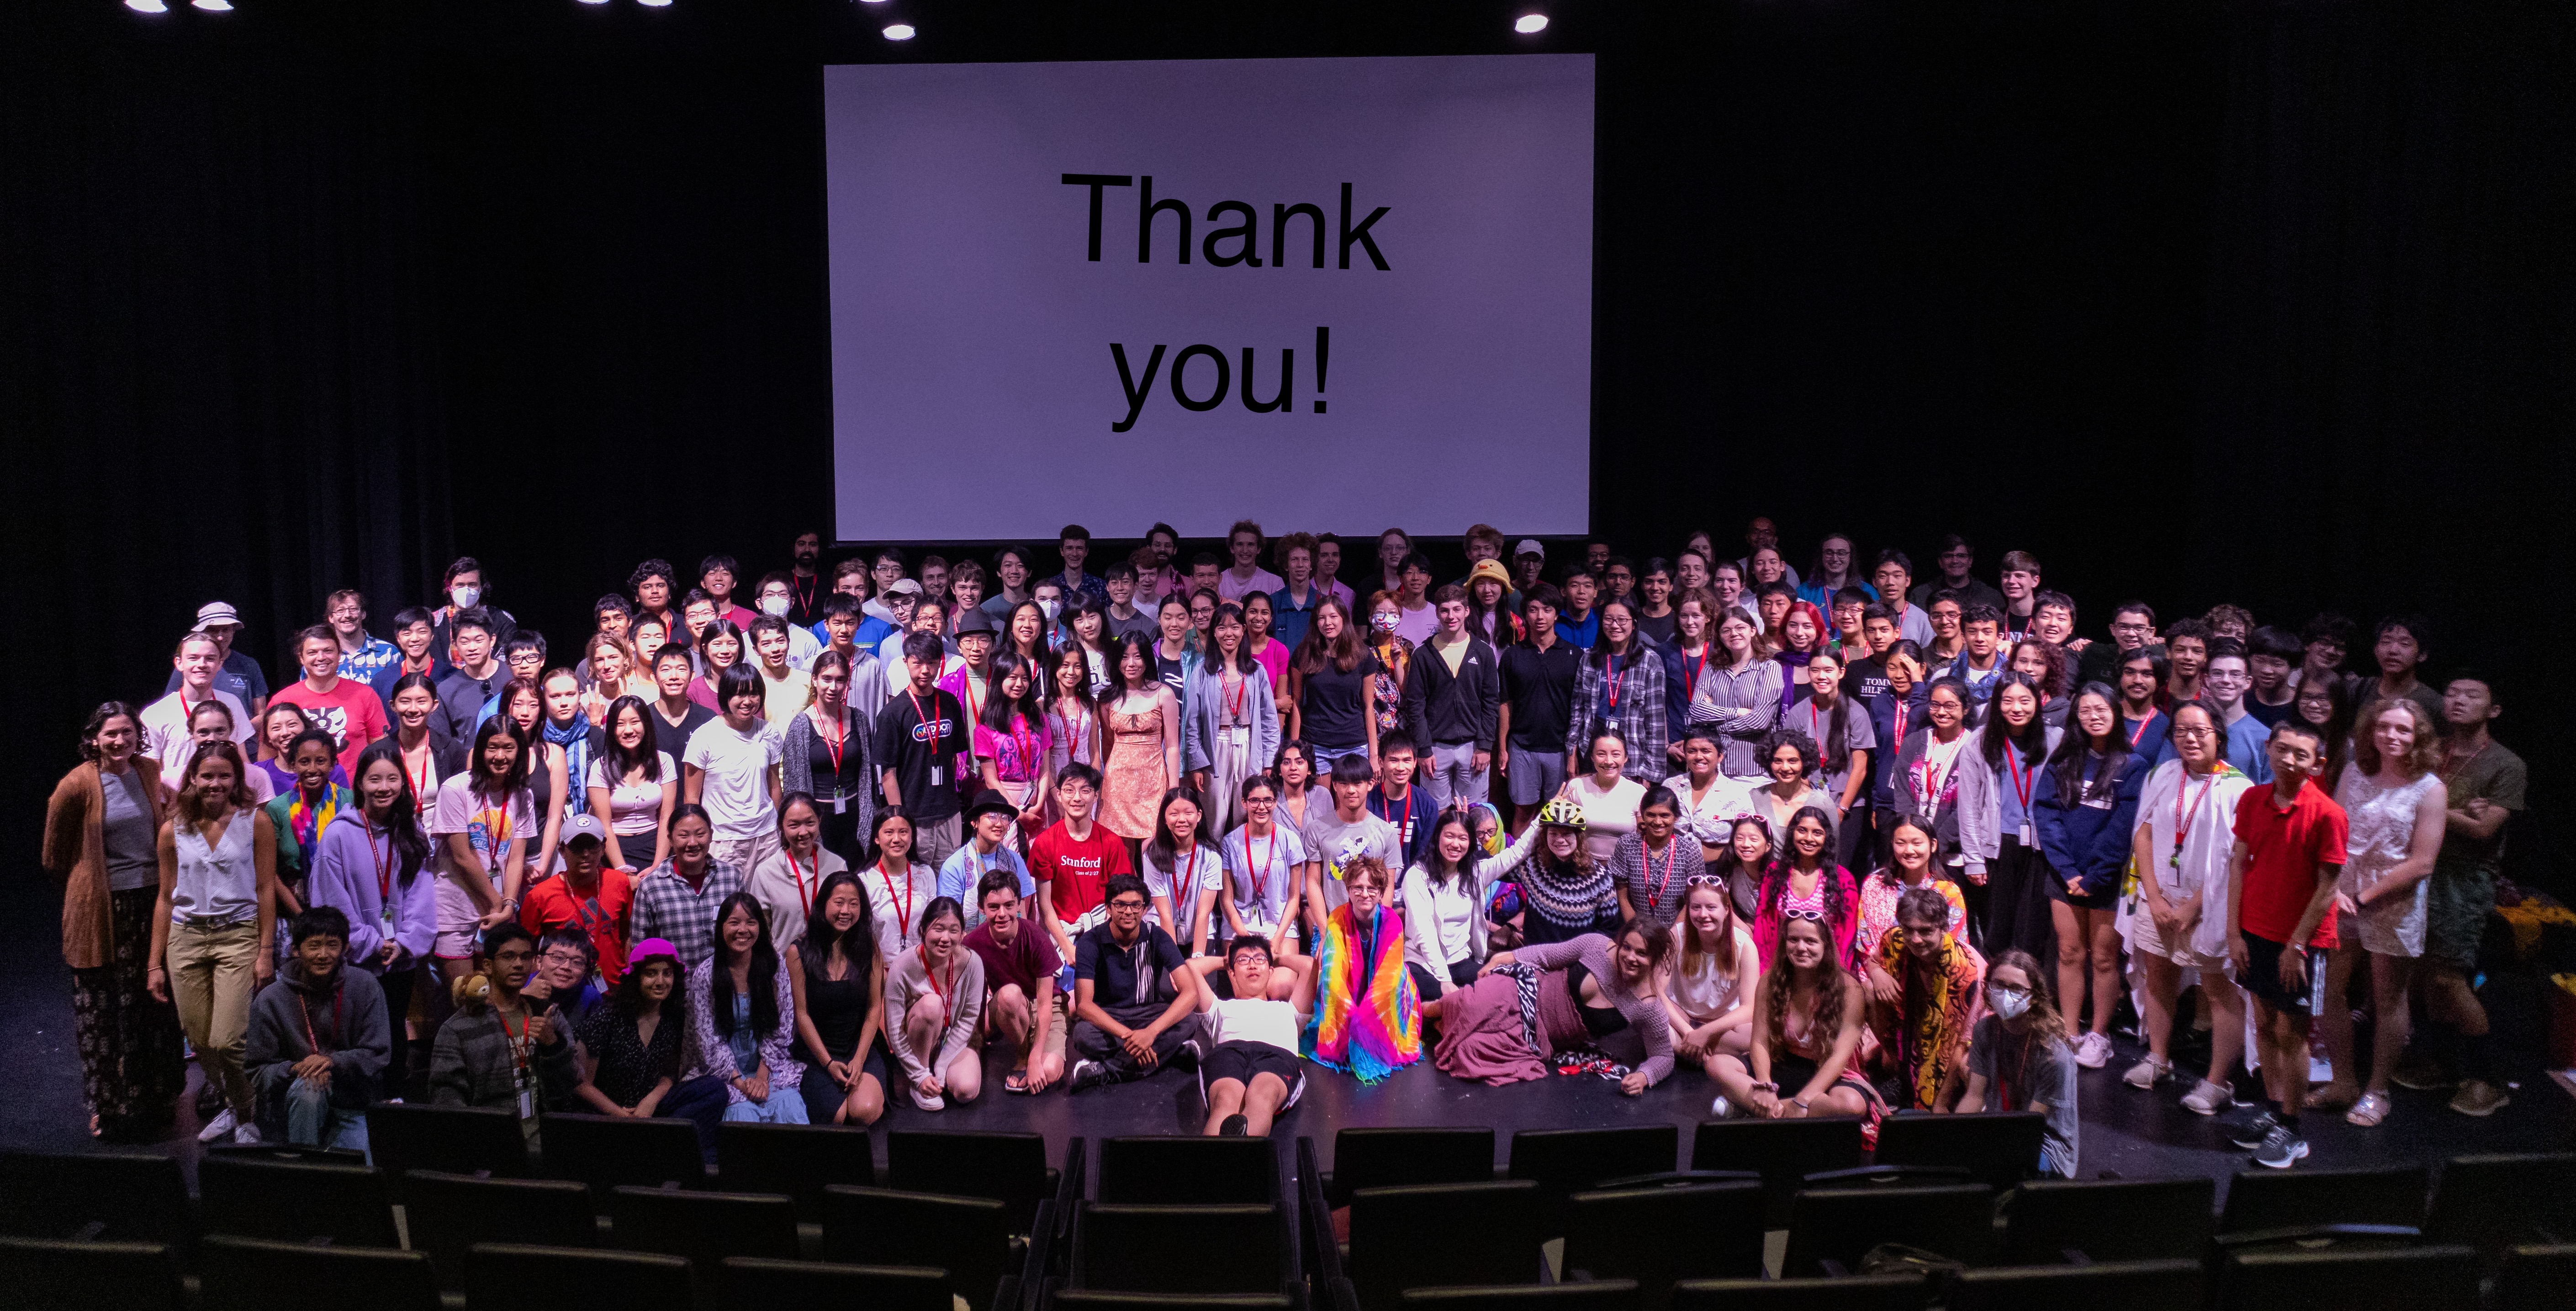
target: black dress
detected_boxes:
[576,1003,682,1109]
[796,951,888,1122]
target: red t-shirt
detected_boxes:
[272,678,391,776]
[963,920,1064,998]
[1031,821,1132,923]
[520,868,638,983]
[2232,779,2349,947]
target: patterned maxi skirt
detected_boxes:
[72,886,187,1135]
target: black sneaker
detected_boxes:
[1067,1059,1110,1095]
[1219,1114,1249,1137]
[2252,1125,2309,1169]
[2223,1107,2279,1149]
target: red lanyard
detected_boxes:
[2003,744,2035,811]
[1893,701,1909,746]
[498,1006,531,1073]
[1225,672,1248,722]
[296,985,344,1057]
[1605,651,1628,711]
[923,954,959,1020]
[1180,845,1202,898]
[2126,713,2154,748]
[907,689,943,753]
[178,689,198,725]
[369,821,394,902]
[817,709,847,778]
[1682,646,1707,702]
[957,673,984,733]
[793,574,816,613]
[786,847,815,912]
[479,801,513,854]
[2173,770,2217,855]
[404,744,432,808]
[883,861,919,939]
[1643,841,1677,913]
[1245,826,1274,899]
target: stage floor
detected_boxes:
[3,901,2565,1197]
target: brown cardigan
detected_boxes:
[42,758,167,970]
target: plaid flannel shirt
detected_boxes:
[628,858,747,972]
[1565,645,1669,784]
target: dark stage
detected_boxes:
[2,890,2563,1204]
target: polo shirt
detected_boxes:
[1074,921,1186,1006]
[2232,778,2348,947]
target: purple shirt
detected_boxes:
[306,810,439,968]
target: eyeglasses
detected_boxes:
[1782,908,1827,924]
[2173,726,2216,739]
[1108,900,1148,912]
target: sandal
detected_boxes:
[2303,1081,2359,1111]
[1003,1070,1032,1095]
[2345,1092,2392,1127]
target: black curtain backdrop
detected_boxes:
[3,0,2566,874]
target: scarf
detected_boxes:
[1522,851,1615,933]
[285,785,348,860]
[544,713,594,793]
[1873,924,1976,1110]
[1302,903,1419,1082]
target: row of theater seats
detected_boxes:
[0,1107,2569,1311]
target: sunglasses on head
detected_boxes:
[1782,908,1828,924]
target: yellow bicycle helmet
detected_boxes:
[1536,796,1587,832]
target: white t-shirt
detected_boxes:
[682,719,783,840]
[1217,568,1285,603]
[140,687,253,778]
[1222,823,1308,932]
[1143,842,1226,933]
[1208,995,1300,1053]
[1666,921,1758,1020]
[428,776,536,889]
[861,860,936,955]
[1391,601,1439,646]
[1568,774,1647,867]
[587,751,678,837]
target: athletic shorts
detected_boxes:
[2240,932,2318,1014]
[1202,1039,1305,1092]
[1507,746,1568,807]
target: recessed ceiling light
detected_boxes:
[1514,12,1548,33]
[125,0,170,11]
[883,21,915,39]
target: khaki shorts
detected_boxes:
[977,982,1069,1063]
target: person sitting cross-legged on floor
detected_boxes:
[1190,935,1317,1136]
[244,905,389,1150]
[1066,874,1203,1093]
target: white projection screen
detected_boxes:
[821,54,1594,543]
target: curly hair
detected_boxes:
[1762,917,1851,1061]
[1757,726,1819,780]
[2349,696,2442,780]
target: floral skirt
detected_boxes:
[72,886,186,1134]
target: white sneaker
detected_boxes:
[1710,1095,1731,1119]
[2122,1055,2172,1089]
[2073,1032,2112,1069]
[196,1108,238,1143]
[232,1122,263,1145]
[2181,1078,2234,1116]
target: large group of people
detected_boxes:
[40,520,2528,1172]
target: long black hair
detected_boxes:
[2045,681,2133,803]
[599,694,664,782]
[350,739,430,887]
[1423,806,1481,891]
[981,649,1043,732]
[1587,599,1640,668]
[467,714,531,798]
[1145,786,1216,873]
[1977,672,2049,772]
[799,870,879,985]
[1202,602,1257,676]
[613,946,685,1034]
[709,890,782,1040]
[1798,649,1855,776]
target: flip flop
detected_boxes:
[1004,1070,1032,1095]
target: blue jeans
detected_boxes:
[719,1083,809,1124]
[1309,742,1371,770]
[278,1078,369,1151]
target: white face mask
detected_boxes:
[1040,600,1061,620]
[450,584,481,609]
[759,596,791,617]
[1370,612,1401,633]
[1989,987,2031,1020]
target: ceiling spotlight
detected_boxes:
[1514,12,1548,33]
[576,0,608,6]
[191,0,234,8]
[125,0,169,12]
[882,21,914,39]
[636,0,672,7]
